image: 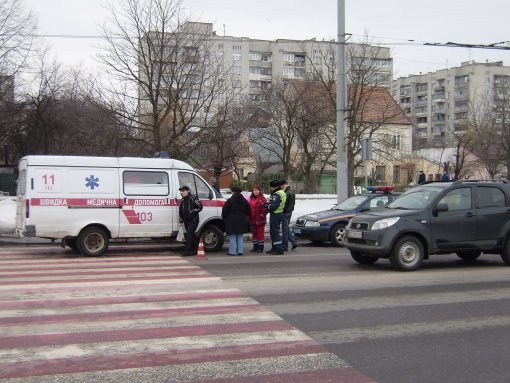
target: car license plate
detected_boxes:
[347,230,362,239]
[293,228,301,234]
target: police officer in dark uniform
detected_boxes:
[265,180,287,255]
[178,185,203,256]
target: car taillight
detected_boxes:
[26,199,30,218]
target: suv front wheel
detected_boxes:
[390,235,424,271]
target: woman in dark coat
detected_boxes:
[222,186,251,256]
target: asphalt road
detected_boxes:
[1,240,509,382]
[193,242,510,383]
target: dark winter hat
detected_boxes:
[231,186,242,194]
[279,179,287,186]
[178,185,190,191]
[269,180,280,188]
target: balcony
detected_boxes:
[433,92,446,102]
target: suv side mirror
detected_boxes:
[433,202,449,216]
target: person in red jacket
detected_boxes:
[248,185,268,252]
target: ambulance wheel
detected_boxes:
[77,226,109,256]
[201,224,224,252]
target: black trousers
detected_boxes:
[184,218,199,254]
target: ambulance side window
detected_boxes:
[178,172,212,199]
[194,177,211,199]
[123,171,169,196]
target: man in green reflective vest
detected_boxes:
[264,179,287,255]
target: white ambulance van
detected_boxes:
[15,155,226,256]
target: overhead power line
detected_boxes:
[423,41,510,50]
[29,33,510,51]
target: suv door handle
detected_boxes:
[466,212,475,218]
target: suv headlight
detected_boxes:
[371,217,400,230]
[305,221,320,227]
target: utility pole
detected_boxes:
[336,0,349,202]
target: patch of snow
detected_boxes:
[0,197,16,234]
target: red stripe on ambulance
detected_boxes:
[122,210,141,224]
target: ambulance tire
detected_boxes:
[77,226,109,257]
[201,224,224,252]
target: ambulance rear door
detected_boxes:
[15,159,29,235]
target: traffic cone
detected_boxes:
[195,236,207,260]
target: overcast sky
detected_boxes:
[25,0,509,78]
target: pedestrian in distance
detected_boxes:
[280,180,298,251]
[178,185,203,256]
[249,185,268,253]
[264,179,286,255]
[418,170,426,185]
[222,186,251,256]
[209,177,220,193]
[441,169,451,181]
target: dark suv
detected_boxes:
[344,180,510,271]
[293,186,400,246]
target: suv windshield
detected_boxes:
[333,195,369,211]
[388,186,443,209]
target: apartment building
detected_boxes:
[212,35,393,101]
[392,60,510,150]
[142,23,392,112]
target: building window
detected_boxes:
[416,83,428,92]
[283,53,294,63]
[392,135,401,150]
[294,67,305,77]
[249,52,261,61]
[375,166,386,182]
[416,95,428,104]
[232,53,241,61]
[283,66,294,77]
[233,45,241,51]
[393,166,401,184]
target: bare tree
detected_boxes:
[289,78,336,193]
[0,0,36,81]
[195,97,253,182]
[249,78,304,181]
[467,92,507,178]
[307,38,396,194]
[98,0,228,159]
[6,52,133,161]
[493,81,510,176]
